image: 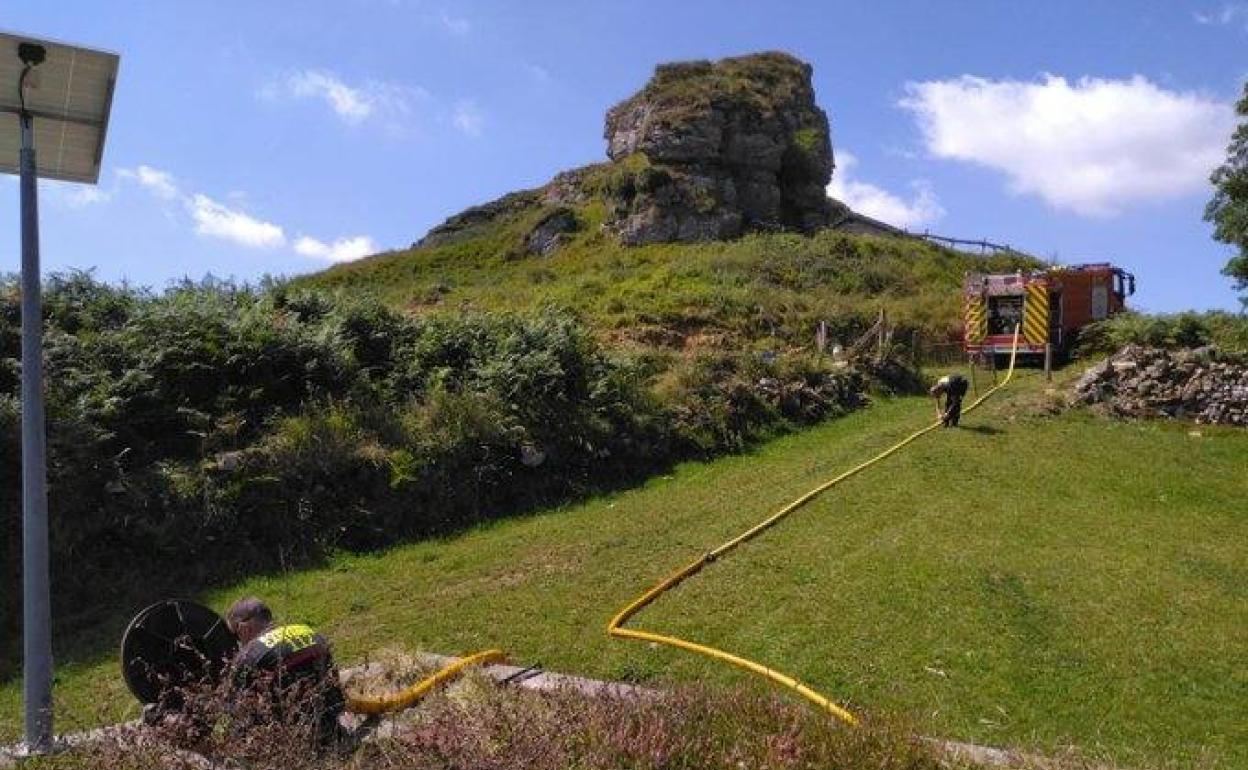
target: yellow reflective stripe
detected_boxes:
[258,624,317,653]
[1023,284,1049,345]
[964,296,986,342]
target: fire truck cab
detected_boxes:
[964,263,1135,358]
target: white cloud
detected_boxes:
[66,186,112,207]
[278,70,425,126]
[440,11,470,35]
[187,194,286,249]
[294,235,377,263]
[451,99,483,137]
[44,181,114,208]
[114,163,378,259]
[118,165,179,199]
[523,63,553,86]
[1194,3,1248,29]
[826,150,944,229]
[287,70,374,123]
[899,74,1235,217]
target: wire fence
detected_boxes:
[811,317,980,369]
[909,230,1034,258]
[911,340,966,367]
[820,326,969,368]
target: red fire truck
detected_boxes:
[963,263,1135,359]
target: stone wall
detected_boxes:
[1071,345,1248,426]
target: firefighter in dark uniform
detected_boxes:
[226,597,346,746]
[930,373,969,427]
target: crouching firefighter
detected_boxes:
[226,597,347,747]
[930,373,969,427]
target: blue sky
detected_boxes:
[2,0,1246,311]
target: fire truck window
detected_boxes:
[988,295,1023,335]
[1092,284,1109,320]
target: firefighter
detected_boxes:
[226,597,346,746]
[930,373,969,427]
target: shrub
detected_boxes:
[1077,311,1248,355]
[659,351,865,455]
[44,677,959,770]
[0,274,877,675]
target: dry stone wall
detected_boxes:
[1071,345,1248,426]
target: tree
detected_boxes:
[1205,81,1248,307]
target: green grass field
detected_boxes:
[2,370,1244,767]
[298,225,1036,351]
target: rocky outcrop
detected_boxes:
[413,52,879,256]
[523,207,581,257]
[1071,345,1248,426]
[598,52,835,245]
[416,190,541,249]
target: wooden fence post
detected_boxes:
[877,308,886,359]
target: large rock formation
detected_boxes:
[417,51,868,253]
[597,52,836,245]
[1071,345,1248,426]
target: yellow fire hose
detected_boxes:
[606,327,1021,726]
[345,648,507,714]
[343,329,1019,718]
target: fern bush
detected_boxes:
[0,273,884,674]
[1077,310,1248,355]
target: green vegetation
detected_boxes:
[577,152,666,200]
[1078,310,1248,354]
[792,126,824,154]
[5,372,1244,768]
[1205,79,1248,306]
[302,227,1037,352]
[2,155,1236,766]
[635,52,813,119]
[25,678,963,770]
[0,272,880,682]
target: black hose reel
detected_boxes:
[119,599,238,705]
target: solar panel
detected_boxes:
[0,30,119,184]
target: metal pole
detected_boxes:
[1044,343,1053,382]
[20,108,53,753]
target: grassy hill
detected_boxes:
[297,217,1037,355]
[4,369,1244,768]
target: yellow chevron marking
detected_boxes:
[1024,285,1049,345]
[964,296,986,342]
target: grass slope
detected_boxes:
[3,371,1244,768]
[298,224,1037,351]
